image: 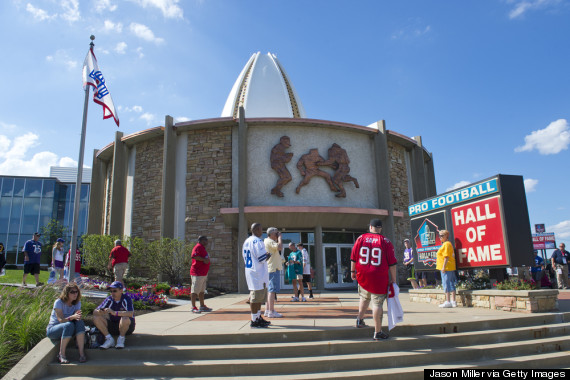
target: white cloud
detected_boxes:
[130,0,183,19]
[95,0,118,13]
[174,116,191,123]
[120,105,143,113]
[549,220,570,239]
[60,0,80,22]
[46,50,78,71]
[58,157,78,167]
[140,112,157,125]
[508,0,562,19]
[515,119,570,155]
[446,180,471,192]
[136,47,144,59]
[0,132,78,176]
[129,23,164,44]
[0,122,17,132]
[524,178,538,192]
[26,3,55,21]
[391,22,432,40]
[115,42,127,54]
[104,20,123,33]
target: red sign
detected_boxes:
[451,196,508,268]
[532,233,556,250]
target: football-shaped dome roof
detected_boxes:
[221,52,306,119]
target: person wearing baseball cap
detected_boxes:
[93,281,135,349]
[51,238,66,282]
[403,238,419,289]
[350,219,397,340]
[22,232,43,287]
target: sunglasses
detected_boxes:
[110,289,121,293]
[69,290,78,294]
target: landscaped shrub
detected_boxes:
[144,238,194,285]
[0,286,58,377]
[155,283,171,294]
[81,234,118,278]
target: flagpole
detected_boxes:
[68,35,95,282]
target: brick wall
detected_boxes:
[131,139,164,242]
[186,128,236,291]
[388,141,412,283]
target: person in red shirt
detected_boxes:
[190,236,212,313]
[107,240,131,283]
[350,219,397,341]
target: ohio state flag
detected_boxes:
[82,47,119,127]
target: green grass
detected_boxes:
[0,286,57,377]
[0,269,50,285]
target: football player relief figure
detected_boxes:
[270,136,293,197]
[295,148,338,195]
[321,143,359,198]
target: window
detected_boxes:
[24,179,42,197]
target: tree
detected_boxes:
[123,235,147,277]
[144,238,194,285]
[39,219,69,264]
[81,234,118,278]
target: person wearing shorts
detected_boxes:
[403,239,419,289]
[350,219,397,340]
[190,236,211,314]
[108,240,131,283]
[286,243,305,302]
[94,281,135,349]
[436,230,457,308]
[265,227,284,318]
[243,223,271,328]
[23,232,43,287]
[51,238,65,282]
[298,243,314,299]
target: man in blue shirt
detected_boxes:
[93,281,135,349]
[531,250,544,284]
[22,232,43,287]
[551,243,569,289]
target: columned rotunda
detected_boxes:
[88,52,437,292]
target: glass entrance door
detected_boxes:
[323,244,356,288]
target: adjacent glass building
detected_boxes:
[0,169,90,265]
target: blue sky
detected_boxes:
[0,0,569,241]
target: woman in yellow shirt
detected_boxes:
[436,230,457,308]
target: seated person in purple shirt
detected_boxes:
[93,281,135,349]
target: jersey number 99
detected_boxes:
[359,247,382,266]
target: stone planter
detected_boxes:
[409,288,559,313]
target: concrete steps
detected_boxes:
[40,314,570,380]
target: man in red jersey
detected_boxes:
[190,236,212,314]
[351,219,397,340]
[107,240,131,283]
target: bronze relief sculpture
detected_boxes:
[270,137,359,199]
[270,136,293,197]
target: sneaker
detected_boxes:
[100,337,115,350]
[373,331,389,340]
[356,318,366,328]
[309,294,314,299]
[291,297,299,302]
[115,336,125,349]
[192,307,201,314]
[259,316,271,326]
[268,311,283,318]
[450,301,457,308]
[250,317,270,328]
[199,305,213,312]
[36,282,44,287]
[439,301,452,308]
[301,297,307,302]
[264,310,269,317]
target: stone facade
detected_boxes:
[131,140,164,242]
[409,289,559,313]
[388,141,411,281]
[186,127,236,291]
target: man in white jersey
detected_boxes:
[298,243,314,299]
[243,223,271,328]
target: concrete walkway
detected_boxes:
[132,289,570,336]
